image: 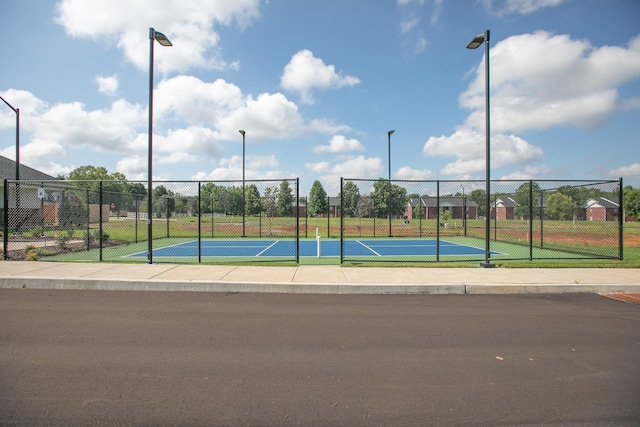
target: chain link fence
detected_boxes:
[2,178,622,264]
[2,178,300,263]
[339,178,623,263]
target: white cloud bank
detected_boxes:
[424,31,640,177]
[54,0,261,74]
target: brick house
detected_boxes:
[406,196,478,220]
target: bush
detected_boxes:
[84,229,110,246]
[55,229,74,248]
[27,227,43,238]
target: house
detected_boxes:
[1,155,73,230]
[492,197,517,220]
[580,197,620,222]
[406,196,478,220]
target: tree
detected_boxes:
[623,185,640,219]
[546,192,577,220]
[340,181,361,218]
[308,180,328,216]
[58,190,87,228]
[469,189,486,217]
[370,178,408,218]
[262,186,277,234]
[245,184,262,216]
[227,186,243,216]
[513,182,541,219]
[68,165,130,209]
[153,185,175,218]
[277,180,294,216]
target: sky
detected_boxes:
[1,0,639,196]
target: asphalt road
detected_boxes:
[1,289,639,426]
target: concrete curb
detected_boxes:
[2,277,640,295]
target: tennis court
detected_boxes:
[127,238,494,260]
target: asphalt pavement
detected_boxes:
[1,289,639,425]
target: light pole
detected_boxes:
[0,96,19,180]
[1,95,20,235]
[239,130,246,237]
[387,129,395,237]
[467,29,494,268]
[147,27,172,264]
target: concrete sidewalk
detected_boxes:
[1,261,639,294]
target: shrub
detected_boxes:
[55,229,74,248]
[27,227,43,238]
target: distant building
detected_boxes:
[580,197,620,222]
[406,196,478,220]
[1,155,72,229]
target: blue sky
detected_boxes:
[1,0,639,196]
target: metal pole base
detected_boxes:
[479,261,496,268]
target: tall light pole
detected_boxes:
[387,129,395,237]
[467,30,494,268]
[1,95,20,234]
[147,27,172,264]
[0,96,19,181]
[239,130,246,237]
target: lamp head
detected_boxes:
[467,30,489,49]
[388,130,395,136]
[154,30,173,47]
[238,130,245,136]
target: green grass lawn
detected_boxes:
[12,215,640,267]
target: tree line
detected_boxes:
[61,166,640,221]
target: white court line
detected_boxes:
[355,240,381,256]
[256,240,280,257]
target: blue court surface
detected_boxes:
[131,239,491,258]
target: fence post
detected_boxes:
[340,178,344,264]
[540,189,545,249]
[86,189,90,251]
[327,195,330,238]
[296,178,300,264]
[529,181,533,260]
[99,180,103,261]
[198,182,202,263]
[3,179,8,259]
[166,197,170,238]
[436,181,440,262]
[619,177,624,260]
[135,195,139,244]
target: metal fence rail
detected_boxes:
[2,178,300,263]
[339,178,622,264]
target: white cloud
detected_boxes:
[488,0,566,16]
[461,32,640,133]
[499,165,551,180]
[280,49,361,104]
[312,135,364,153]
[400,16,420,34]
[192,154,286,181]
[116,155,146,180]
[423,129,543,175]
[608,163,640,178]
[0,89,48,129]
[42,162,74,178]
[155,76,244,127]
[395,166,433,180]
[432,31,640,178]
[305,156,383,194]
[30,99,145,156]
[54,0,261,74]
[96,75,119,96]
